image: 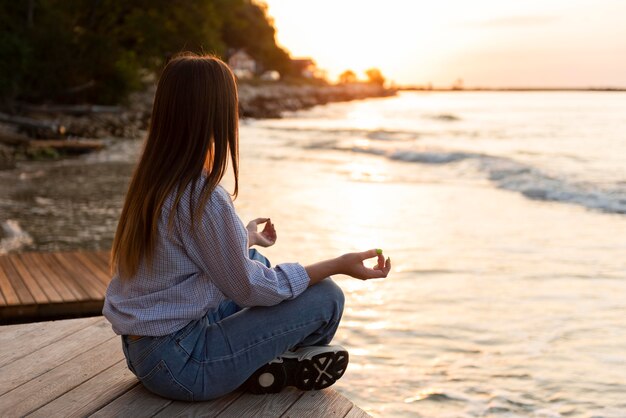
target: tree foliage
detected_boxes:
[215,0,294,77]
[0,0,292,104]
[339,70,357,84]
[365,68,385,86]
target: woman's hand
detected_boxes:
[246,218,277,248]
[337,249,391,280]
[305,249,391,286]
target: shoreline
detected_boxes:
[399,86,626,92]
[239,82,395,118]
[0,82,395,169]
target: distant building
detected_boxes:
[228,50,256,80]
[260,70,281,81]
[292,58,317,78]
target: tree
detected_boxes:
[215,0,294,77]
[365,68,385,86]
[0,0,293,104]
[338,70,357,84]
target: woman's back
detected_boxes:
[104,179,309,337]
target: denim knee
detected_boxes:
[315,278,345,319]
[248,248,271,267]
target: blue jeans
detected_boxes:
[120,250,345,401]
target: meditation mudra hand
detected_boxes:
[246,218,277,247]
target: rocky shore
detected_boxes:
[0,82,395,169]
[238,82,395,118]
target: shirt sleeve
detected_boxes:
[179,186,310,307]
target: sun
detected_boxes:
[264,0,449,83]
[263,0,626,88]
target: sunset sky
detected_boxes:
[263,0,626,87]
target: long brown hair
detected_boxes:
[111,53,239,279]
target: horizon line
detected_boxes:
[396,86,626,92]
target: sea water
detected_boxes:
[1,92,625,417]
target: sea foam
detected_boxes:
[0,220,33,254]
[350,146,626,214]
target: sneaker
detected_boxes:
[246,345,349,394]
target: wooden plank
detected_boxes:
[0,315,369,418]
[0,320,48,343]
[23,253,87,302]
[53,252,105,299]
[92,251,110,267]
[31,253,88,300]
[282,389,354,418]
[15,253,63,303]
[93,255,111,277]
[0,256,35,304]
[7,254,49,304]
[217,388,303,418]
[0,257,19,305]
[153,391,244,418]
[0,282,5,305]
[71,252,111,286]
[88,251,112,284]
[53,253,106,299]
[0,318,115,396]
[18,252,77,302]
[89,251,112,281]
[0,335,123,417]
[41,300,104,318]
[0,304,38,320]
[27,360,139,418]
[76,251,111,275]
[0,316,100,368]
[344,404,372,418]
[89,384,172,417]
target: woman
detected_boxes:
[103,53,391,402]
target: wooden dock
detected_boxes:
[0,316,369,417]
[0,251,109,323]
[0,252,371,416]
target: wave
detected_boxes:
[390,150,478,164]
[0,220,33,254]
[404,391,467,403]
[479,156,626,214]
[426,113,461,122]
[260,125,419,142]
[365,129,418,141]
[341,146,626,214]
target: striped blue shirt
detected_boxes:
[103,179,310,336]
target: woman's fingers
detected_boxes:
[357,249,386,269]
[364,266,386,279]
[262,219,274,231]
[384,257,391,275]
[247,218,269,232]
[353,259,391,280]
[377,253,385,269]
[364,256,391,279]
[246,218,278,248]
[261,220,277,241]
[358,249,379,260]
[251,217,269,226]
